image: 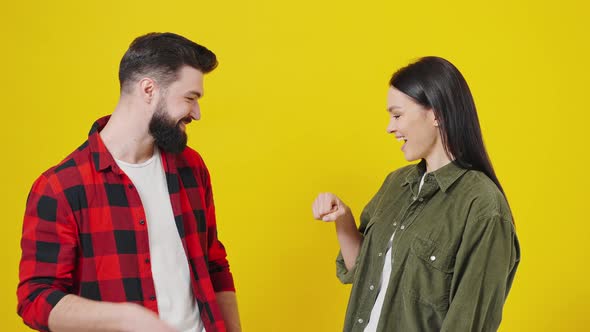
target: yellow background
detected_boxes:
[1,0,588,331]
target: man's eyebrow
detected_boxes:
[186,90,202,98]
[387,106,402,112]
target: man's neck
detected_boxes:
[100,100,155,164]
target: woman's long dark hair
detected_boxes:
[390,56,506,197]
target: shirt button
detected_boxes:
[378,252,383,257]
[369,285,375,290]
[358,318,364,324]
[139,220,145,225]
[418,198,424,202]
[145,258,150,264]
[400,225,405,230]
[412,196,417,201]
[430,255,436,261]
[393,222,397,226]
[128,184,134,189]
[150,295,156,301]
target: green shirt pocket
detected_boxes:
[411,236,455,273]
[402,236,455,311]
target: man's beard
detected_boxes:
[148,100,188,154]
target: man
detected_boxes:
[17,32,241,332]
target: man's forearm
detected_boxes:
[216,291,241,332]
[48,294,173,332]
[48,295,131,332]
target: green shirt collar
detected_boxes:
[402,159,468,193]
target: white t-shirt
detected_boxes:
[116,148,205,332]
[364,173,427,331]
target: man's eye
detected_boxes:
[393,115,401,119]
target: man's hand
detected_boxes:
[119,303,178,332]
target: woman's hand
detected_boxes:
[312,192,351,222]
[312,192,362,271]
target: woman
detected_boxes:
[312,56,520,332]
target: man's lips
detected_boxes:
[179,118,192,127]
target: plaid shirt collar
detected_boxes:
[87,115,178,174]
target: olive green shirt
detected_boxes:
[337,161,520,332]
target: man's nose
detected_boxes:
[191,103,201,121]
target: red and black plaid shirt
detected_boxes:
[17,116,235,332]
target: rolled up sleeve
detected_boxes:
[17,175,77,331]
[336,250,359,284]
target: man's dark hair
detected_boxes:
[118,32,217,93]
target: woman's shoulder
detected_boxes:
[384,163,418,183]
[458,169,512,222]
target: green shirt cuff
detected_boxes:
[336,251,356,284]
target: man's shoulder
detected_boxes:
[175,146,207,169]
[165,146,213,189]
[36,140,93,192]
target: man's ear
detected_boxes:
[138,77,156,104]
